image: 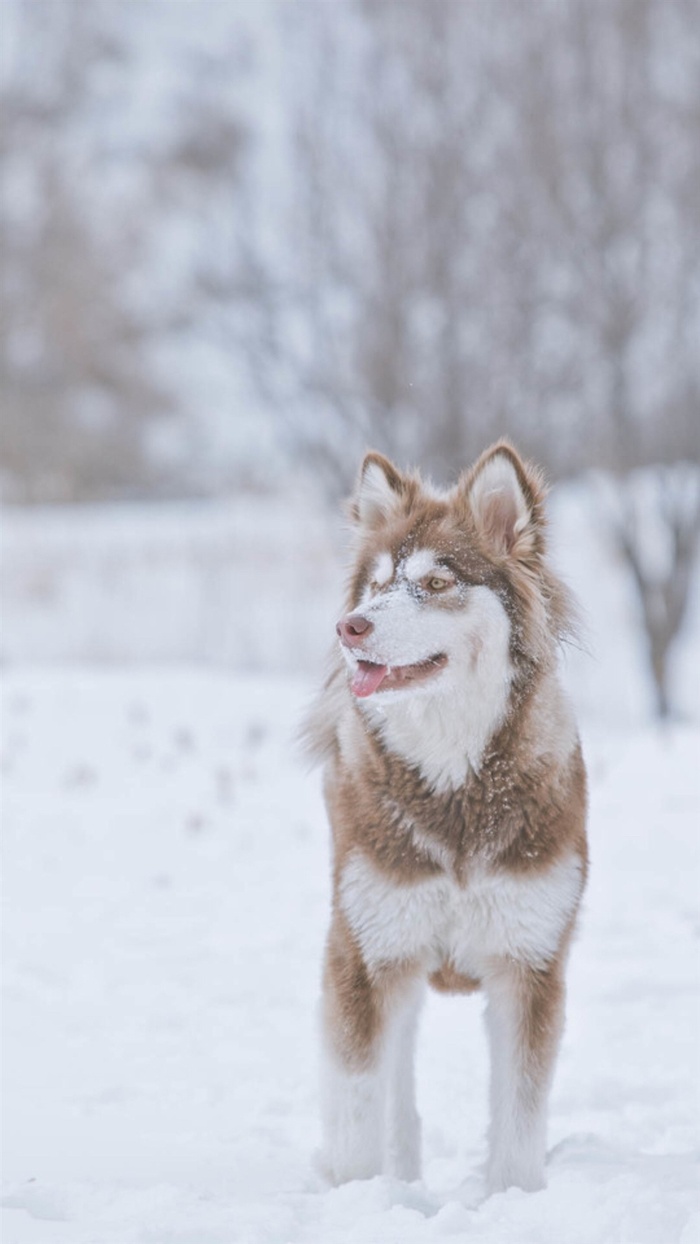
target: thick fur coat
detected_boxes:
[304,441,588,1193]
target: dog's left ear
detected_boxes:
[463,441,546,559]
[351,451,409,526]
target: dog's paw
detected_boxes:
[384,1146,422,1182]
[314,1147,383,1186]
[485,1162,546,1196]
[312,1148,336,1187]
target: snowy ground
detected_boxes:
[2,667,699,1244]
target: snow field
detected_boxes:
[1,667,699,1243]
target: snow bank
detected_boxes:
[2,668,698,1243]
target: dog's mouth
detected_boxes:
[350,653,448,698]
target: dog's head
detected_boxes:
[336,441,572,700]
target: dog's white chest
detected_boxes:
[340,851,583,975]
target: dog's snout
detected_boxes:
[336,613,374,647]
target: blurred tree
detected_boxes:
[0,0,250,502]
[498,0,700,470]
[253,0,699,495]
[497,0,700,716]
[252,0,503,490]
[0,0,172,502]
[600,465,700,717]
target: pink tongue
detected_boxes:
[351,661,389,698]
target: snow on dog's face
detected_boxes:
[337,441,567,702]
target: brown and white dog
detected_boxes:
[304,441,588,1194]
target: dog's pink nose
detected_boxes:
[336,613,374,647]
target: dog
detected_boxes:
[303,440,588,1194]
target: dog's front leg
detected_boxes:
[319,915,415,1185]
[483,956,566,1194]
[384,979,424,1180]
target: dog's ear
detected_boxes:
[351,451,408,526]
[463,441,546,559]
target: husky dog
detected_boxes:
[304,441,588,1194]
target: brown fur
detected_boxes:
[323,911,420,1072]
[428,963,481,994]
[324,689,588,888]
[308,442,588,1190]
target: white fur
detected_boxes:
[356,585,513,789]
[402,548,444,582]
[359,549,453,609]
[334,849,582,1189]
[350,579,461,666]
[527,673,578,766]
[320,981,425,1185]
[484,966,555,1192]
[339,850,584,975]
[384,982,425,1180]
[371,551,394,587]
[319,1052,385,1183]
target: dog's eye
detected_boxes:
[427,576,453,592]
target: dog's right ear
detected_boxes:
[351,452,407,526]
[462,440,546,560]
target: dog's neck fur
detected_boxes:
[355,648,572,798]
[359,655,514,793]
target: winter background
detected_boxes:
[1,2,699,1243]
